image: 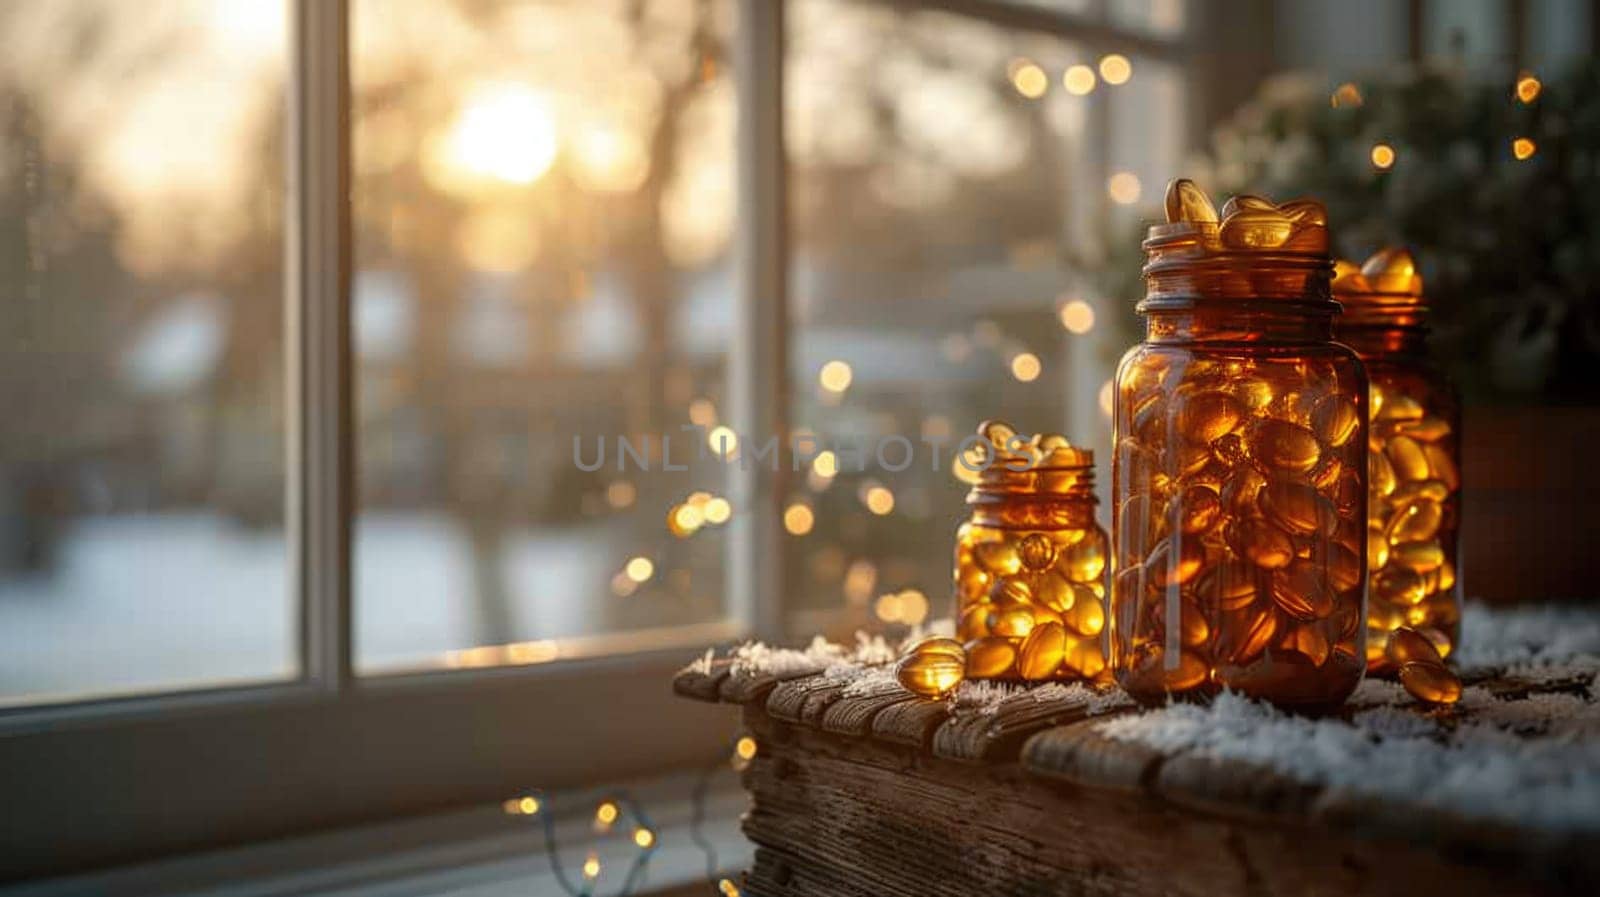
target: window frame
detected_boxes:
[0,0,1195,882]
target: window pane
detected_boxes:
[786,1,1183,635]
[352,0,736,673]
[0,1,290,705]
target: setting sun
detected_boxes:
[440,82,559,188]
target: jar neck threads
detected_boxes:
[966,464,1097,530]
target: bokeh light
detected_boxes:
[1058,299,1095,334]
[1010,60,1048,99]
[1010,352,1042,382]
[1371,143,1396,170]
[1107,171,1142,204]
[783,503,815,536]
[1062,64,1096,96]
[1513,137,1537,160]
[1098,54,1131,86]
[819,360,853,393]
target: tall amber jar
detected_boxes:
[1332,249,1462,673]
[1110,180,1369,711]
[954,421,1109,682]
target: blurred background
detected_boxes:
[0,0,1594,709]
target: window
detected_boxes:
[783,0,1185,636]
[1,0,1191,882]
[349,0,738,674]
[0,2,291,706]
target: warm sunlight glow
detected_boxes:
[445,82,559,186]
[572,121,651,193]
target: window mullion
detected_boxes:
[288,0,354,692]
[730,0,789,641]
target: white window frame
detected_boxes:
[0,0,1194,882]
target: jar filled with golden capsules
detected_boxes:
[950,421,1109,683]
[1109,180,1369,712]
[1332,249,1461,675]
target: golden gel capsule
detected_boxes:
[954,422,1107,683]
[1398,660,1461,704]
[897,646,966,698]
[1017,621,1067,680]
[1335,248,1462,676]
[1112,180,1364,712]
[1385,626,1443,667]
[964,637,1016,678]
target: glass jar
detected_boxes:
[1332,249,1461,673]
[953,421,1109,682]
[1109,180,1369,711]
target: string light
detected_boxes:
[718,879,742,896]
[503,795,541,815]
[595,800,619,827]
[1098,54,1132,85]
[1370,143,1396,170]
[582,853,601,881]
[633,828,656,849]
[1010,60,1049,99]
[1063,64,1096,95]
[1513,137,1537,160]
[1515,73,1541,104]
[734,736,758,761]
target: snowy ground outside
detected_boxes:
[0,512,676,705]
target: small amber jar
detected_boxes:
[1332,249,1461,673]
[953,421,1109,682]
[1109,180,1369,712]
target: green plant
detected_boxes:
[1099,60,1600,401]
